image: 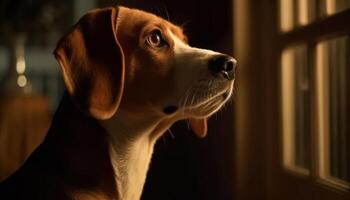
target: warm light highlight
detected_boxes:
[298,0,309,25]
[280,0,294,32]
[17,75,27,88]
[16,59,26,74]
[326,0,336,15]
[316,42,329,180]
[281,48,295,168]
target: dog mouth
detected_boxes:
[198,87,232,113]
[181,81,234,116]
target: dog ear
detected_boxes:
[189,118,208,138]
[54,7,124,120]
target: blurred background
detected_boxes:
[0,0,349,200]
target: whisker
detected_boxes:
[181,86,192,117]
[152,6,162,18]
[190,90,196,107]
[168,128,175,139]
[161,4,170,21]
[180,20,192,29]
[161,134,167,145]
[185,120,191,130]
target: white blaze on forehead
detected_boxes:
[167,29,218,56]
[167,29,189,50]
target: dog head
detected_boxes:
[54,6,236,137]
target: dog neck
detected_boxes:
[48,95,174,200]
[46,95,117,199]
[101,108,173,200]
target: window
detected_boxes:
[281,45,311,174]
[317,37,349,186]
[280,0,350,192]
[320,0,350,16]
[279,0,316,31]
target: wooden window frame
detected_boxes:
[278,2,350,194]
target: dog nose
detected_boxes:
[208,55,236,80]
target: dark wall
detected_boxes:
[99,0,232,53]
[99,1,235,199]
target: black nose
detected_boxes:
[208,55,237,80]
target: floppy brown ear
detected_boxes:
[189,118,208,138]
[54,7,124,120]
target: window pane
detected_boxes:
[297,0,316,26]
[281,45,311,174]
[280,0,294,32]
[316,36,349,186]
[320,0,350,16]
[279,0,316,31]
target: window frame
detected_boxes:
[278,1,350,195]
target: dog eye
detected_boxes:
[146,30,167,48]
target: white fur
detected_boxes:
[168,30,235,117]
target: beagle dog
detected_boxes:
[0,6,236,200]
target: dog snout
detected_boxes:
[208,55,237,80]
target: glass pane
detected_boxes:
[281,45,311,174]
[316,36,349,186]
[279,0,316,32]
[280,0,294,32]
[320,0,350,16]
[297,0,316,26]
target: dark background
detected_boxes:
[1,0,349,200]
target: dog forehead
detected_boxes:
[117,6,186,41]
